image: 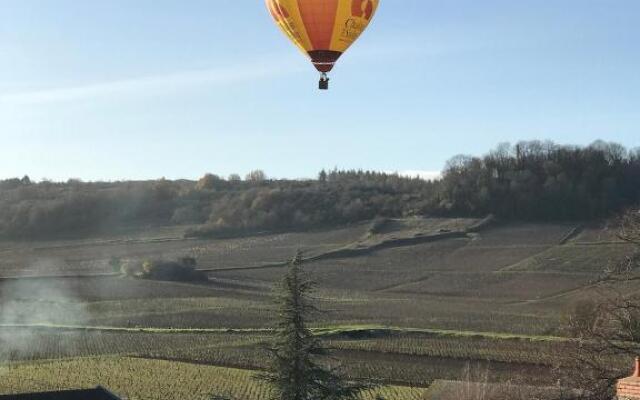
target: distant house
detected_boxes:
[0,387,122,400]
[618,358,640,400]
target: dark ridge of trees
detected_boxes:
[0,140,638,240]
[0,178,190,239]
[439,140,640,220]
[186,170,438,238]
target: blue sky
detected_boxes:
[0,0,638,181]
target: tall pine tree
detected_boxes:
[261,251,369,400]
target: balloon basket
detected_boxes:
[319,74,329,90]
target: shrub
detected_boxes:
[140,258,208,282]
[368,217,391,235]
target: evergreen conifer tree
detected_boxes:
[261,251,369,400]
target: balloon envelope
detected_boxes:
[266,0,379,73]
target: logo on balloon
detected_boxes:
[351,0,374,20]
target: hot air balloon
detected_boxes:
[266,0,379,90]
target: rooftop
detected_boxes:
[618,358,640,400]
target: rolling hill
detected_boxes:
[1,216,637,396]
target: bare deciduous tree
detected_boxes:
[560,209,640,399]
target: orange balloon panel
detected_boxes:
[266,0,379,73]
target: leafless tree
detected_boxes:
[561,209,640,399]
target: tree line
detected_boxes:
[0,140,638,240]
[440,140,640,220]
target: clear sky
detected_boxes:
[0,0,638,181]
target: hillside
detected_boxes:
[1,215,637,395]
[2,139,640,396]
[1,140,639,242]
[1,217,634,333]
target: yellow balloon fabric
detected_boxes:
[266,0,379,73]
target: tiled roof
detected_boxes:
[618,358,640,400]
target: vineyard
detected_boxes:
[1,219,637,397]
[327,334,567,365]
[0,357,428,400]
[0,326,566,389]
